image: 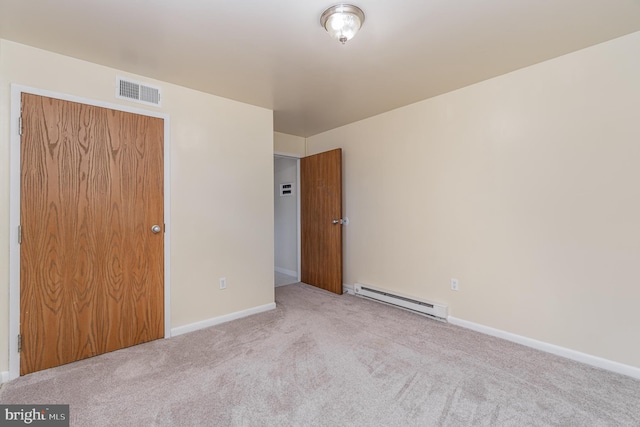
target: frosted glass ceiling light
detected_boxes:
[320,4,365,45]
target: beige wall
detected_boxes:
[307,32,640,368]
[274,132,305,157]
[0,40,275,373]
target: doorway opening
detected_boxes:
[274,155,300,287]
[9,84,171,380]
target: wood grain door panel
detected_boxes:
[300,149,343,294]
[20,94,164,375]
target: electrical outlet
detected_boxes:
[450,278,459,291]
[219,277,227,290]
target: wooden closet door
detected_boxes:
[20,93,164,375]
[300,148,343,294]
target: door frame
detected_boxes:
[8,84,172,380]
[273,152,301,282]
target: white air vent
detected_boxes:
[116,77,161,107]
[354,283,448,321]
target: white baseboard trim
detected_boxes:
[171,302,276,337]
[343,283,355,295]
[448,316,640,380]
[1,371,9,384]
[275,267,298,278]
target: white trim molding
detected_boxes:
[342,284,355,295]
[273,151,304,159]
[275,267,298,278]
[8,84,172,381]
[171,303,277,337]
[448,316,640,380]
[296,158,301,282]
[1,371,9,384]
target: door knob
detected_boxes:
[151,225,162,234]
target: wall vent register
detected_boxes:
[116,77,162,107]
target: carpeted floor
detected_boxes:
[2,283,639,426]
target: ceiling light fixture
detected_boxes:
[320,4,365,45]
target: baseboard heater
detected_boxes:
[354,283,448,322]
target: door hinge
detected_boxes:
[19,116,23,136]
[18,225,22,244]
[18,334,22,353]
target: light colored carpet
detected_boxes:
[1,283,639,426]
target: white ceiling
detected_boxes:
[1,0,639,137]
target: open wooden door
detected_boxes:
[20,94,164,375]
[300,149,343,294]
